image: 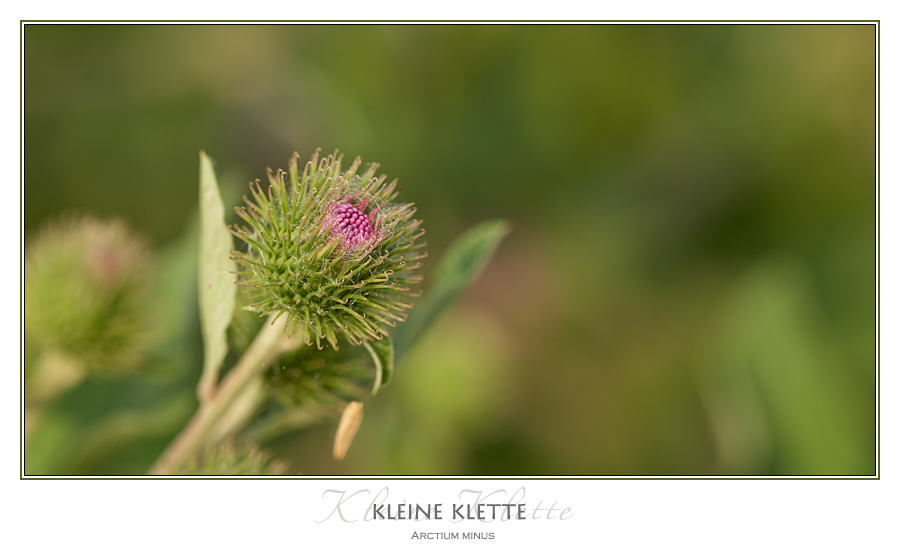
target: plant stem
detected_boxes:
[148,315,289,475]
[25,351,86,443]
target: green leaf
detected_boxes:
[196,151,237,402]
[24,377,197,475]
[393,219,510,360]
[365,337,395,394]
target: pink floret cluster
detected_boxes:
[328,202,375,246]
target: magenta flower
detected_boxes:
[325,202,376,248]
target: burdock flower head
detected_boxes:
[231,149,425,349]
[24,215,156,375]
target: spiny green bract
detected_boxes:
[175,440,290,475]
[267,338,374,409]
[24,215,156,375]
[231,149,425,349]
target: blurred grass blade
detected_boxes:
[394,219,510,360]
[698,256,873,475]
[196,151,237,402]
[365,337,394,394]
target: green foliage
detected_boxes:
[253,220,508,440]
[698,256,873,475]
[394,220,510,359]
[25,222,203,475]
[175,440,290,476]
[365,337,394,394]
[197,151,237,399]
[22,137,508,475]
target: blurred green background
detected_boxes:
[24,24,876,475]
